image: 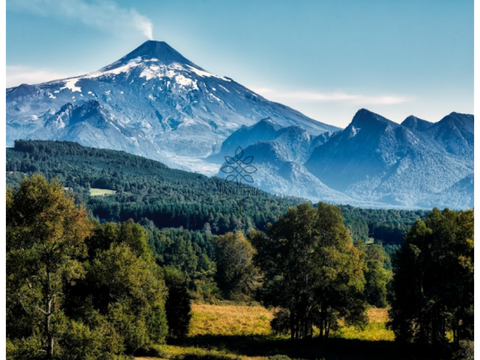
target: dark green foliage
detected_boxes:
[139,222,219,299]
[164,267,192,339]
[6,175,92,359]
[361,244,392,308]
[383,244,401,264]
[251,202,368,340]
[7,175,171,359]
[7,140,426,247]
[57,320,105,360]
[6,336,44,360]
[7,140,300,235]
[141,222,216,280]
[213,232,259,300]
[341,205,429,244]
[389,208,474,351]
[69,224,169,353]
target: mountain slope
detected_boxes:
[211,108,473,209]
[422,112,474,157]
[209,117,331,164]
[419,174,474,209]
[6,40,338,170]
[305,109,474,208]
[219,140,353,203]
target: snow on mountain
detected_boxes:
[7,40,338,170]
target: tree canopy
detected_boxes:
[389,208,474,352]
[251,202,367,340]
[7,175,174,359]
[7,174,92,359]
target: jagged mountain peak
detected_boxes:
[401,115,432,131]
[249,118,283,131]
[350,108,398,128]
[437,112,474,128]
[7,83,40,96]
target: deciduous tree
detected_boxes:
[7,174,92,358]
[251,202,367,340]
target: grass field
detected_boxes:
[189,304,274,337]
[135,304,434,360]
[89,188,117,196]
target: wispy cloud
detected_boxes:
[252,88,412,106]
[6,65,83,87]
[7,0,153,39]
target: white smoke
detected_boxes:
[8,0,154,40]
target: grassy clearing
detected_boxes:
[190,304,273,337]
[189,304,394,341]
[333,308,394,341]
[89,188,116,196]
[136,305,430,360]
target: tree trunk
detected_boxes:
[45,271,54,359]
[46,314,53,359]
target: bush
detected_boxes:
[134,344,168,358]
[3,338,16,360]
[58,320,102,360]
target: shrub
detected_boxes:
[58,320,102,360]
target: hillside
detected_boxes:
[6,140,428,244]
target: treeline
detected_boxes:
[7,140,301,234]
[342,205,429,245]
[7,140,429,245]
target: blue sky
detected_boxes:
[6,0,473,127]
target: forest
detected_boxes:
[5,141,473,360]
[7,140,428,242]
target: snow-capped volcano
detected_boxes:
[7,40,338,170]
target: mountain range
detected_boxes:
[6,41,474,209]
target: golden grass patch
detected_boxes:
[189,304,274,337]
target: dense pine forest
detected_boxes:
[6,140,428,242]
